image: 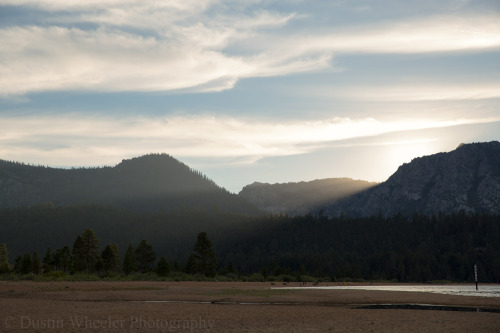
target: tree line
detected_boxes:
[215,212,500,283]
[0,230,217,278]
[1,204,499,282]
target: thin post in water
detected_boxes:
[474,264,478,291]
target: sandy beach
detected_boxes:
[0,281,499,332]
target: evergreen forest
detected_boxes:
[1,204,499,283]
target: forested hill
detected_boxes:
[238,178,377,216]
[2,205,498,282]
[0,154,258,214]
[321,141,500,218]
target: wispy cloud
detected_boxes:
[0,25,252,95]
[259,15,500,55]
[1,0,498,96]
[313,83,500,102]
[0,0,215,12]
[1,114,498,167]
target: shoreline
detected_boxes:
[273,282,500,298]
[1,281,499,332]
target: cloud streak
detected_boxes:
[1,0,499,95]
[1,114,498,167]
[314,16,500,54]
[313,83,500,102]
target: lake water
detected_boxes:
[276,284,500,298]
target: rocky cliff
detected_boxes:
[321,141,500,217]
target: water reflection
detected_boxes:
[355,304,500,313]
[276,285,500,298]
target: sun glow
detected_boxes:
[385,139,439,171]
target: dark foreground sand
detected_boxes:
[0,281,499,332]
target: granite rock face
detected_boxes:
[321,141,500,217]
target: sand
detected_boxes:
[0,281,499,332]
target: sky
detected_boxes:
[0,0,499,193]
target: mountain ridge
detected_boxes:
[238,178,377,216]
[320,141,500,217]
[2,141,499,218]
[0,153,258,215]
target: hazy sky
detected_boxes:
[1,0,499,192]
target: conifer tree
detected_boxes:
[42,248,53,273]
[20,253,32,275]
[101,244,121,272]
[81,229,100,271]
[72,229,100,272]
[184,254,197,274]
[72,235,87,271]
[123,244,137,275]
[14,256,22,274]
[193,232,216,277]
[135,240,156,273]
[32,252,41,274]
[0,243,11,273]
[156,257,170,277]
[55,246,71,272]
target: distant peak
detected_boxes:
[455,141,500,151]
[244,182,269,188]
[117,153,178,166]
[121,153,172,162]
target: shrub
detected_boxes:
[248,273,265,282]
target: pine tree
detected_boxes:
[55,246,71,272]
[72,229,100,272]
[32,252,41,274]
[0,243,11,274]
[156,257,170,277]
[14,256,22,274]
[95,257,104,273]
[20,253,32,275]
[123,244,137,275]
[80,229,100,271]
[193,232,217,277]
[72,235,87,272]
[42,248,53,273]
[185,254,197,274]
[101,244,121,272]
[135,240,156,273]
